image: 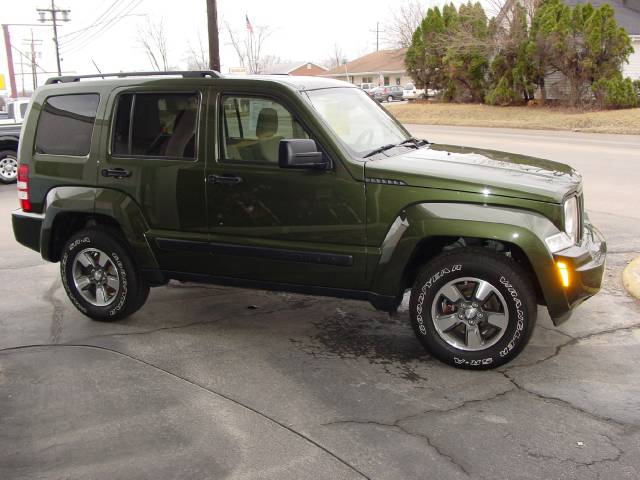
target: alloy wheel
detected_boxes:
[72,248,120,306]
[430,277,509,351]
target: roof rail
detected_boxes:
[45,70,223,84]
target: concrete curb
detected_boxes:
[623,255,640,300]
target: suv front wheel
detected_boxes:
[409,248,536,369]
[60,227,149,321]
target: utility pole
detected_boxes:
[37,1,70,76]
[370,22,381,52]
[206,0,221,71]
[2,25,18,98]
[23,31,42,91]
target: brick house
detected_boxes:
[322,48,413,87]
[262,61,328,76]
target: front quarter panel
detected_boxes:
[369,202,571,318]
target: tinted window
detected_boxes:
[35,94,99,156]
[112,92,199,159]
[221,96,308,164]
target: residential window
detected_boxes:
[362,76,372,84]
[383,76,390,85]
[220,96,308,164]
[112,92,199,159]
[35,94,99,156]
[395,77,401,85]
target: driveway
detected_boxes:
[1,126,639,479]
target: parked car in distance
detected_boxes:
[12,71,606,370]
[360,83,376,96]
[402,83,426,100]
[0,98,30,125]
[373,85,403,102]
[0,123,20,183]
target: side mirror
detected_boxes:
[279,139,328,169]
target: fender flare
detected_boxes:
[369,202,567,316]
[41,186,160,277]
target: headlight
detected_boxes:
[563,196,579,244]
[545,196,580,253]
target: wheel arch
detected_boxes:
[0,137,19,152]
[370,202,563,313]
[41,186,164,284]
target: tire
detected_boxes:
[387,95,394,102]
[60,227,150,321]
[409,248,537,369]
[0,149,17,184]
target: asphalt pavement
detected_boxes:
[1,126,639,479]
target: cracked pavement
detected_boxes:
[1,126,640,479]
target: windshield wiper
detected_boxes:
[398,137,429,147]
[363,144,396,158]
[363,138,429,159]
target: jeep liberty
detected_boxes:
[12,71,606,369]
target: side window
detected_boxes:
[112,92,199,159]
[220,96,308,164]
[34,94,99,156]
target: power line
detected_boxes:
[60,0,143,54]
[59,0,123,39]
[59,0,135,49]
[58,0,126,46]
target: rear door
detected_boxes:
[98,85,210,274]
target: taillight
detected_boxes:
[17,164,31,212]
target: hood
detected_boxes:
[365,144,582,204]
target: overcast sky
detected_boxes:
[1,0,478,95]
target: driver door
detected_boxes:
[205,90,367,290]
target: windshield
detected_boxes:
[305,87,409,157]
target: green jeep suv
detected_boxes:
[11,71,606,369]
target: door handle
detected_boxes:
[101,168,132,179]
[208,174,243,185]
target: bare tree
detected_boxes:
[382,0,425,48]
[324,43,346,69]
[138,18,170,71]
[185,34,209,70]
[224,21,272,74]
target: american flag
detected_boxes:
[245,14,253,34]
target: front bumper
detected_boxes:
[548,221,607,324]
[12,209,44,254]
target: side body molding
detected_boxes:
[370,202,565,316]
[41,187,161,278]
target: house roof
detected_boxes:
[565,0,640,34]
[262,61,327,75]
[323,48,408,76]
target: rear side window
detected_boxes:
[34,94,99,156]
[112,92,199,159]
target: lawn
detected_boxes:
[385,102,640,135]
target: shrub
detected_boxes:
[592,76,639,109]
[485,77,520,106]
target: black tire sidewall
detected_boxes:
[60,229,140,321]
[410,250,536,369]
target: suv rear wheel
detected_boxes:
[0,150,17,184]
[60,228,149,321]
[409,248,536,369]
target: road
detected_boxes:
[408,124,640,219]
[1,126,639,479]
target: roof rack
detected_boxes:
[45,70,222,84]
